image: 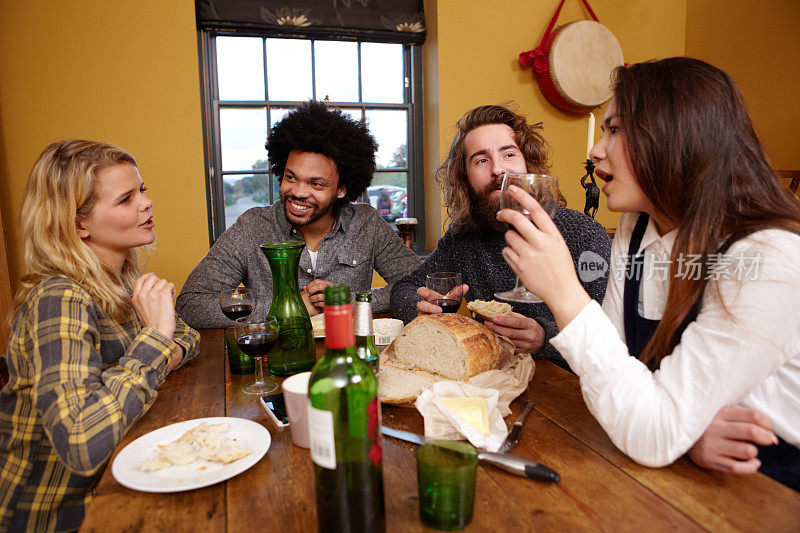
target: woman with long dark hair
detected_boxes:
[498,57,800,490]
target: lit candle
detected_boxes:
[586,112,595,160]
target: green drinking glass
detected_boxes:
[416,441,478,531]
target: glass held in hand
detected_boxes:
[235,316,279,395]
[425,272,464,314]
[219,287,254,321]
[495,173,560,304]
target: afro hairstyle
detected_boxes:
[266,100,378,205]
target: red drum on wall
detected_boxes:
[519,0,624,113]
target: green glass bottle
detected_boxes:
[260,242,316,376]
[354,291,379,376]
[308,285,385,533]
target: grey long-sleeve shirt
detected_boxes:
[176,201,421,328]
[389,207,611,369]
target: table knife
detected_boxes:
[498,399,535,454]
[380,426,560,483]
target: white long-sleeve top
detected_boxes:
[550,212,800,467]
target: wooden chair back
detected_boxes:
[778,170,800,196]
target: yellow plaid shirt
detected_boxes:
[0,276,200,532]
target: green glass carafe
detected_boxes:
[260,242,316,376]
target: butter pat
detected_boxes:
[440,397,491,436]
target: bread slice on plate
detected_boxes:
[467,299,512,320]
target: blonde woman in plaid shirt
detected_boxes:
[0,140,200,531]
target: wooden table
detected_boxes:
[81,329,800,531]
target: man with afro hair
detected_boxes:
[177,101,420,327]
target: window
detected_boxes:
[199,33,424,246]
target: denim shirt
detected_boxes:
[176,201,421,328]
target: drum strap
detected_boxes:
[544,0,599,39]
[519,0,600,68]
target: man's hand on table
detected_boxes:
[483,312,545,354]
[302,279,333,316]
[688,405,778,474]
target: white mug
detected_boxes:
[282,371,312,448]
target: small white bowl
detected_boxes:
[373,318,404,345]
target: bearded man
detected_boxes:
[389,105,610,368]
[177,101,420,328]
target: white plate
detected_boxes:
[112,417,270,493]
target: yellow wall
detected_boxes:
[424,0,687,241]
[422,0,442,247]
[685,0,800,170]
[1,0,795,299]
[0,0,208,293]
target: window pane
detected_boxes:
[269,107,293,130]
[216,37,265,101]
[220,108,268,171]
[314,41,358,102]
[361,43,403,103]
[272,173,281,203]
[333,107,363,122]
[223,171,270,229]
[367,172,407,223]
[365,109,407,169]
[267,38,312,101]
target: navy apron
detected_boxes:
[622,213,799,491]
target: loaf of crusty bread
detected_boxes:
[391,314,503,380]
[467,299,512,320]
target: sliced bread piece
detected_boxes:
[378,362,438,405]
[467,299,512,320]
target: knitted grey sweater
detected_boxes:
[389,206,611,370]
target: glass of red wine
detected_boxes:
[219,288,255,322]
[425,272,464,314]
[235,315,279,395]
[494,173,559,303]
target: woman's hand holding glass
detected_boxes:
[496,185,590,328]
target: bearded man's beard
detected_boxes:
[467,180,505,233]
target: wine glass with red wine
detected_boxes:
[425,272,464,314]
[235,315,279,395]
[495,173,559,303]
[219,288,254,321]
